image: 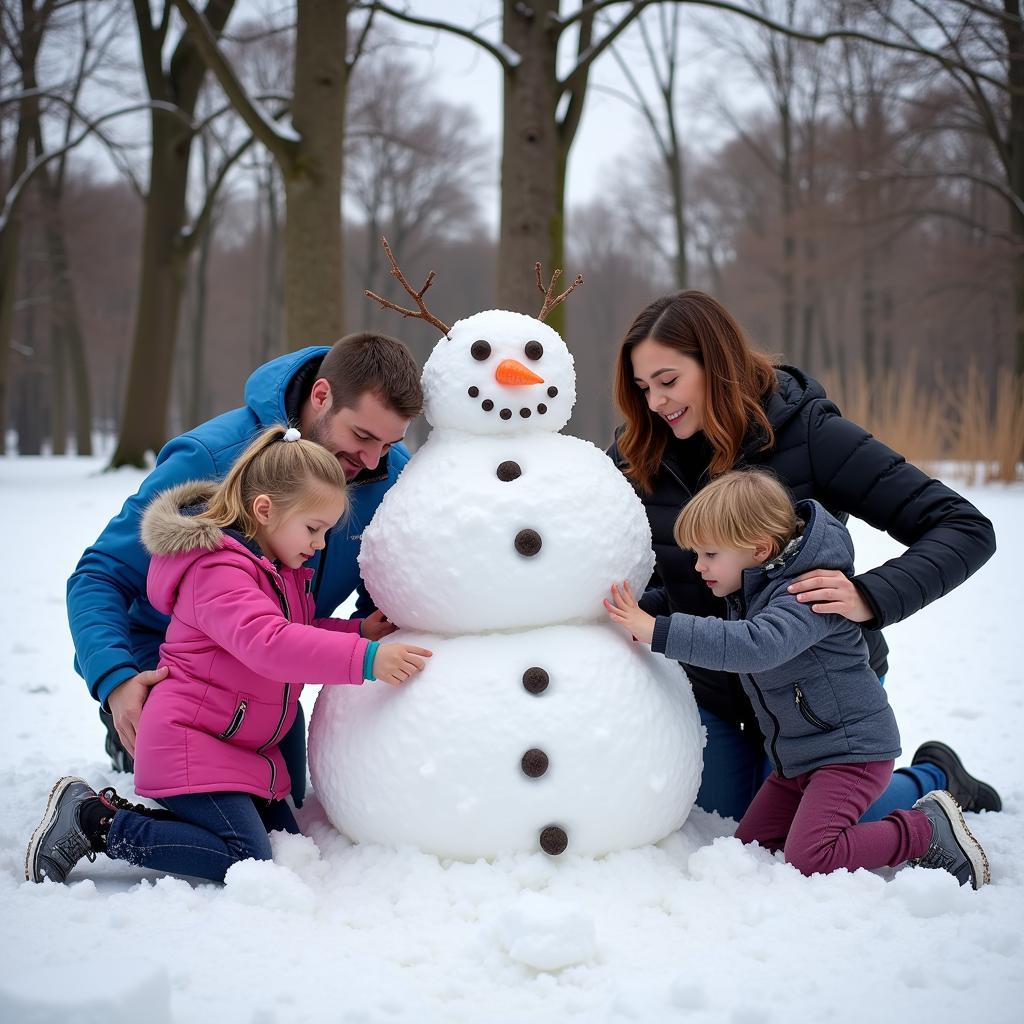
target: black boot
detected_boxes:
[912,741,1002,813]
[25,778,113,883]
[100,707,134,774]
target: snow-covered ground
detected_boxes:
[1,456,1021,1024]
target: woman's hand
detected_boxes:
[360,609,396,641]
[787,569,873,623]
[604,581,656,645]
[371,643,432,686]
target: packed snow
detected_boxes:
[1,455,1021,1023]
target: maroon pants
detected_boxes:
[735,760,933,877]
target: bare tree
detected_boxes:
[345,54,491,319]
[605,3,689,288]
[171,0,376,349]
[106,0,238,467]
[371,1,668,334]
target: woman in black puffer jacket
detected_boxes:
[608,291,1000,821]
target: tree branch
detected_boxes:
[368,1,518,70]
[170,0,300,170]
[0,100,187,233]
[856,167,1024,218]
[679,0,1012,93]
[181,134,255,253]
[348,5,376,69]
[560,1,656,95]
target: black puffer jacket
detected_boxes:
[608,365,997,733]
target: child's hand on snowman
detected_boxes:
[604,581,656,645]
[360,609,396,641]
[372,643,433,686]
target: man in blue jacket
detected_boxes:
[67,333,422,803]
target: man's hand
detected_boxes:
[371,643,432,686]
[787,569,873,623]
[360,609,397,641]
[604,580,656,645]
[107,667,169,756]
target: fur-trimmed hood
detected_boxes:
[140,480,224,556]
[142,480,272,617]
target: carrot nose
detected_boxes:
[495,359,544,386]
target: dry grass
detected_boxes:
[820,362,1023,484]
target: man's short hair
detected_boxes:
[320,332,423,419]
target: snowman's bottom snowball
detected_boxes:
[308,623,704,860]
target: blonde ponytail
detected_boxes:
[198,426,348,538]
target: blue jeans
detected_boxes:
[697,694,946,823]
[105,792,300,883]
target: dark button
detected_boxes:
[522,667,549,694]
[482,399,494,411]
[500,408,512,420]
[514,529,542,556]
[521,748,548,778]
[537,404,547,414]
[519,408,531,418]
[468,386,479,397]
[496,461,522,482]
[539,825,568,856]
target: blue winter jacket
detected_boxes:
[651,499,901,778]
[67,346,411,709]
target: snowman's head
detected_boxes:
[421,310,576,434]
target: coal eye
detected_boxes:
[471,340,491,361]
[524,340,543,360]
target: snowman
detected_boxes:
[308,242,703,859]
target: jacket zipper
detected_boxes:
[746,672,784,776]
[726,591,784,777]
[794,683,836,732]
[219,699,247,740]
[256,571,294,798]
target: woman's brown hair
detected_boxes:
[613,291,777,493]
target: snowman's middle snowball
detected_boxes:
[358,432,655,634]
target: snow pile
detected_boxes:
[0,458,1021,1023]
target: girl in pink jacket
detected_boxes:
[27,426,431,884]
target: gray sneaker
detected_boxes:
[25,777,101,883]
[912,790,991,890]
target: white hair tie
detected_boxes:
[282,427,301,442]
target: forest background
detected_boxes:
[1,0,1021,478]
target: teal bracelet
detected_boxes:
[362,641,379,681]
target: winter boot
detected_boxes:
[100,707,134,773]
[912,740,1001,813]
[912,790,991,890]
[25,777,113,883]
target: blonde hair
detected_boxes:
[198,426,347,539]
[674,469,797,558]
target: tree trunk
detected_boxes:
[38,175,94,455]
[0,3,43,453]
[666,116,688,290]
[110,0,235,467]
[283,0,347,348]
[188,207,215,428]
[1005,0,1024,374]
[499,0,562,322]
[111,123,194,466]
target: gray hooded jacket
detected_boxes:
[651,499,901,778]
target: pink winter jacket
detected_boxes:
[134,481,368,800]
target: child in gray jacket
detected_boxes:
[606,469,990,888]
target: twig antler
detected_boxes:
[365,236,451,335]
[535,262,584,321]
